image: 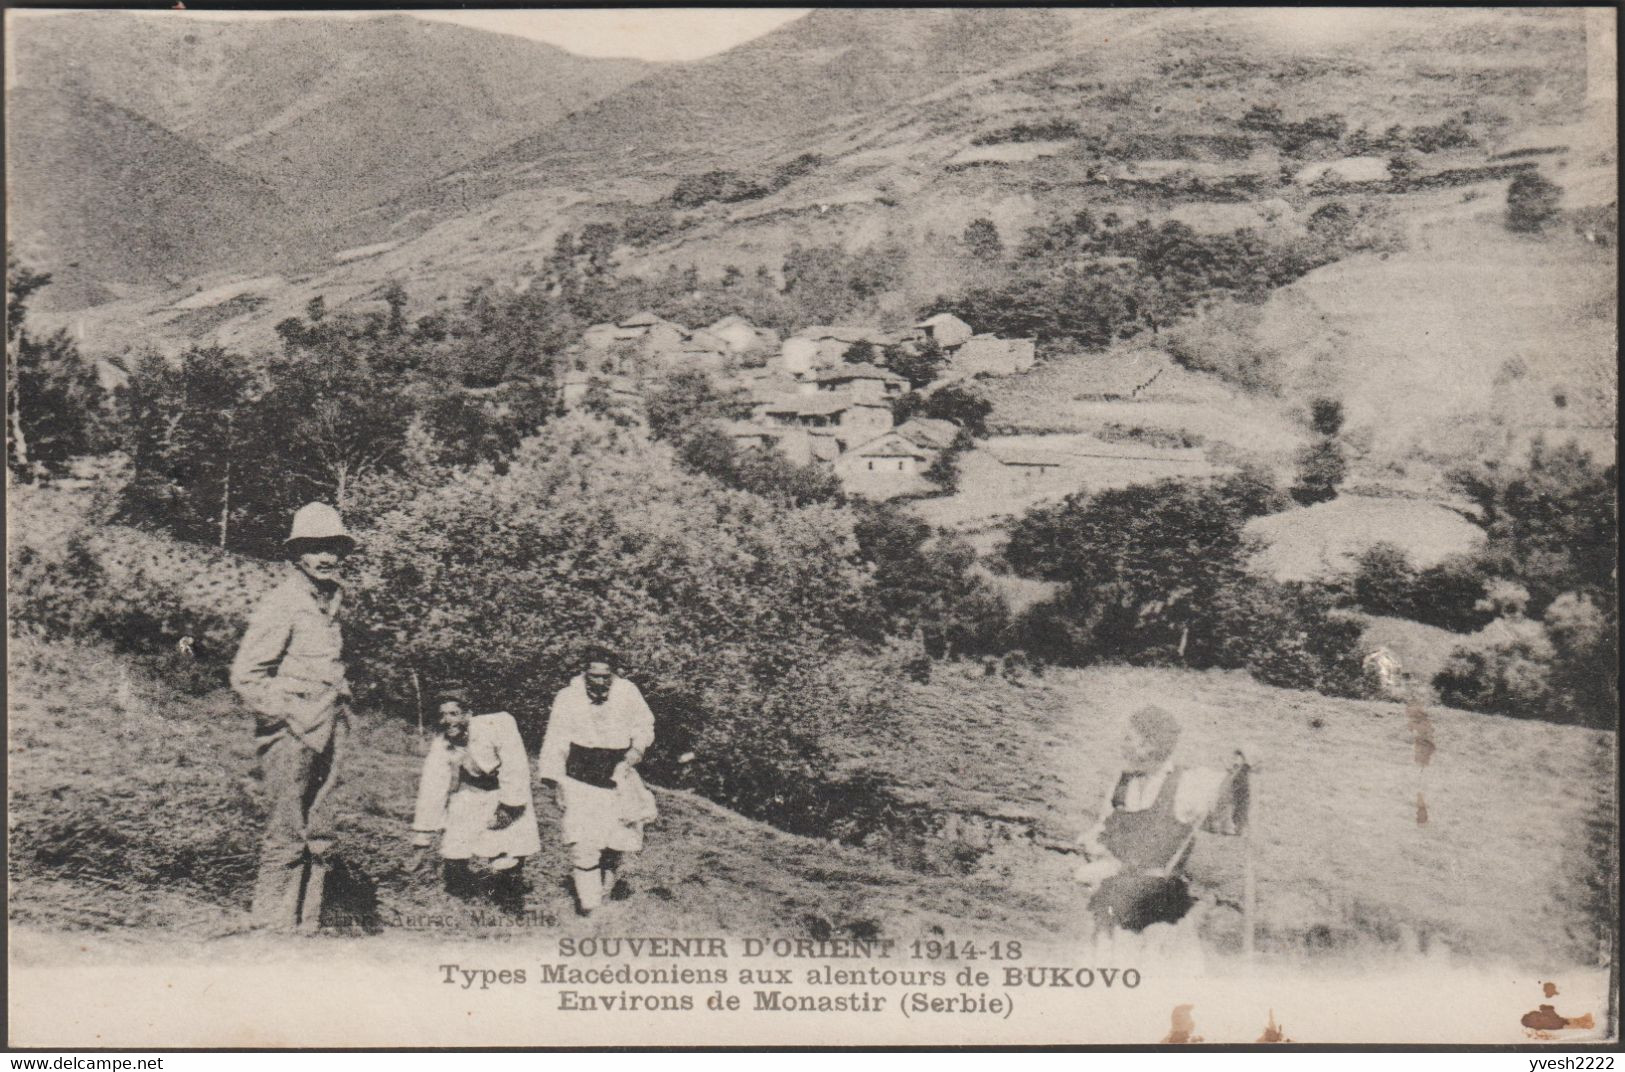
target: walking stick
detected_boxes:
[411,668,425,740]
[1234,749,1256,963]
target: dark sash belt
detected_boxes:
[566,743,625,789]
[459,767,500,792]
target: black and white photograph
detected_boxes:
[5,5,1618,1048]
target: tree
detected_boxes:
[962,217,1004,260]
[1506,172,1563,233]
[781,244,904,326]
[919,383,992,437]
[347,422,876,821]
[1290,438,1348,505]
[1005,479,1257,665]
[1449,439,1617,612]
[850,501,1009,656]
[886,339,947,389]
[381,281,409,338]
[1308,396,1345,437]
[251,346,413,513]
[1291,396,1349,505]
[116,347,255,546]
[7,248,105,479]
[644,369,749,444]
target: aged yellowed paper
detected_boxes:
[6,6,1617,1048]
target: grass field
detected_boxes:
[8,631,1613,972]
[861,660,1615,970]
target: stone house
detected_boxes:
[912,312,975,351]
[834,431,938,497]
[812,363,909,401]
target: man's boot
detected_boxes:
[443,859,477,900]
[492,861,527,915]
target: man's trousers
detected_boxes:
[252,721,347,931]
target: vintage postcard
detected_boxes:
[5,6,1618,1049]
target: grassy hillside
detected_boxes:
[850,660,1615,969]
[5,635,1071,946]
[41,6,1608,406]
[8,624,1612,971]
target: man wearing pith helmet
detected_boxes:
[230,502,357,932]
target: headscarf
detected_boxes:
[1129,704,1181,760]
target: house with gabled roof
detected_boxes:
[912,312,974,351]
[708,315,778,356]
[896,416,960,451]
[813,363,909,401]
[834,430,939,498]
[755,395,895,445]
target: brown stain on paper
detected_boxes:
[1521,980,1594,1037]
[1257,1009,1292,1043]
[1407,701,1434,824]
[1161,1004,1202,1044]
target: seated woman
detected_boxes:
[1074,704,1248,935]
[411,686,542,908]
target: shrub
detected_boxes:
[1352,542,1418,618]
[347,419,879,824]
[1434,632,1555,716]
[1506,172,1563,232]
[669,169,767,208]
[1004,472,1359,691]
[1433,595,1616,729]
[1411,557,1493,632]
[1450,439,1616,613]
[962,218,1004,260]
[851,501,1010,658]
[1212,579,1367,696]
[1290,437,1348,505]
[970,119,1081,146]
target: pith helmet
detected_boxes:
[284,502,356,550]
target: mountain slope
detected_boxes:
[8,12,653,216]
[487,9,1069,165]
[5,85,294,290]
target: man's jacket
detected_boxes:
[230,569,348,752]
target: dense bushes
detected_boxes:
[1350,543,1492,632]
[345,418,893,826]
[935,214,1332,349]
[1345,441,1616,726]
[851,501,1010,658]
[1290,398,1350,505]
[1003,471,1363,694]
[667,153,823,209]
[1425,442,1619,726]
[971,119,1082,146]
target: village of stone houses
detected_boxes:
[5,7,1618,1045]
